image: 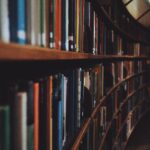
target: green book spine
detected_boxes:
[27,124,34,150]
[0,106,10,150]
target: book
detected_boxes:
[40,0,49,47]
[26,0,40,45]
[75,0,80,52]
[33,82,39,150]
[49,0,55,48]
[39,79,47,150]
[69,0,75,51]
[13,92,27,150]
[52,74,64,150]
[83,1,93,53]
[61,0,69,51]
[0,0,10,42]
[54,0,62,49]
[17,0,26,44]
[0,105,10,150]
[78,0,85,52]
[61,75,68,147]
[9,0,18,42]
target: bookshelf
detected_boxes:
[0,0,150,150]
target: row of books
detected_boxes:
[0,0,144,55]
[76,84,149,150]
[103,1,150,44]
[0,65,104,150]
[73,60,149,149]
[0,59,148,150]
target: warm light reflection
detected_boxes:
[125,0,150,27]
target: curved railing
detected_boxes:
[71,70,150,150]
[112,97,149,150]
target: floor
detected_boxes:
[125,111,150,150]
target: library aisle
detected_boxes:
[126,111,150,150]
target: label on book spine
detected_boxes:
[18,30,26,40]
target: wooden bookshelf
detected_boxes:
[71,71,149,149]
[0,42,149,61]
[0,0,150,150]
[112,98,149,150]
[93,1,150,45]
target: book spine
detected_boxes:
[0,0,10,42]
[62,76,67,146]
[0,0,2,39]
[40,0,44,46]
[69,0,75,51]
[9,0,18,42]
[32,0,40,45]
[0,106,10,150]
[75,0,80,52]
[45,0,50,47]
[55,0,62,50]
[78,0,84,52]
[33,83,39,150]
[53,74,63,150]
[93,11,96,54]
[17,0,26,44]
[40,0,48,47]
[76,68,82,128]
[13,92,27,150]
[61,0,69,51]
[58,97,63,150]
[26,81,34,150]
[49,0,55,48]
[39,79,47,150]
[26,0,31,44]
[46,76,53,150]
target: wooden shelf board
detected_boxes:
[0,42,149,61]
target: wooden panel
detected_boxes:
[0,42,149,61]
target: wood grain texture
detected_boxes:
[0,42,149,61]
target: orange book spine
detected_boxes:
[34,83,39,150]
[55,0,61,49]
[47,76,53,150]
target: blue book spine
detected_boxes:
[57,74,64,150]
[58,99,63,150]
[17,0,26,44]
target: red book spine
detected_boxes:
[34,83,39,150]
[55,0,61,49]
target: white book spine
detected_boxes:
[62,76,67,146]
[65,0,69,51]
[31,0,40,45]
[14,92,27,150]
[0,0,10,42]
[40,0,46,47]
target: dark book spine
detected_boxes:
[61,0,69,51]
[9,0,18,42]
[49,0,55,48]
[69,0,75,51]
[39,79,47,150]
[61,0,66,50]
